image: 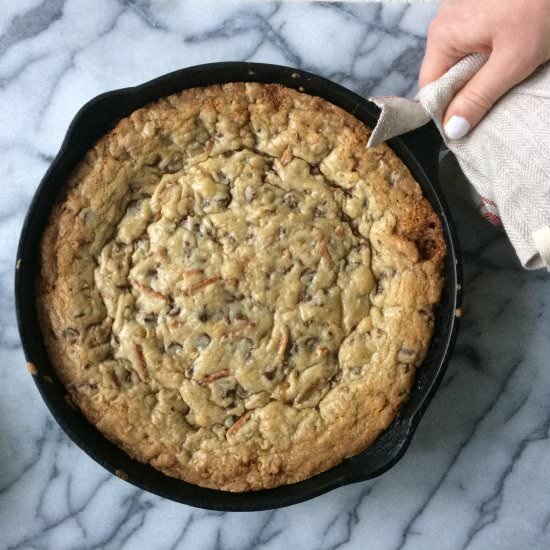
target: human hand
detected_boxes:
[419,0,550,139]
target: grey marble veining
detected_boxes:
[1,1,549,549]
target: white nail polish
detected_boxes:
[444,115,471,140]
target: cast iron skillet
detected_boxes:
[15,62,462,511]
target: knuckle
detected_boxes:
[512,50,541,77]
[500,49,531,74]
[493,48,538,86]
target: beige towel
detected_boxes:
[368,53,550,270]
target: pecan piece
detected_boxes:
[226,411,251,436]
[279,144,292,166]
[115,469,129,481]
[26,362,38,376]
[295,379,326,405]
[278,325,289,357]
[133,343,149,382]
[133,281,169,302]
[319,237,332,263]
[182,276,221,296]
[198,369,230,386]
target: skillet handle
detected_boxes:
[399,121,443,184]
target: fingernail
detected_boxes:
[444,115,471,140]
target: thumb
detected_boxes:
[443,50,535,140]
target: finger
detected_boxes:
[443,49,536,139]
[419,45,462,88]
[419,21,465,87]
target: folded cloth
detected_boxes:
[368,53,550,270]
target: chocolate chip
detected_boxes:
[216,194,232,208]
[238,337,253,359]
[349,366,363,378]
[165,152,183,173]
[304,337,318,352]
[216,171,229,184]
[198,309,209,323]
[166,343,182,355]
[388,170,401,186]
[283,192,298,209]
[383,267,397,279]
[223,291,236,303]
[62,328,79,342]
[244,186,256,202]
[134,237,150,252]
[300,269,315,285]
[195,333,211,348]
[160,134,173,147]
[145,153,161,166]
[419,307,434,321]
[374,269,395,295]
[310,164,321,175]
[126,199,140,214]
[219,385,236,400]
[221,308,231,324]
[167,305,181,317]
[236,384,248,399]
[314,205,326,218]
[185,365,194,378]
[263,368,277,381]
[224,415,236,428]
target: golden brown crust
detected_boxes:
[37,83,445,491]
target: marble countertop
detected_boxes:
[2,1,550,549]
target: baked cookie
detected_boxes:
[37,83,445,491]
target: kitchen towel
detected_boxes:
[368,53,550,270]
